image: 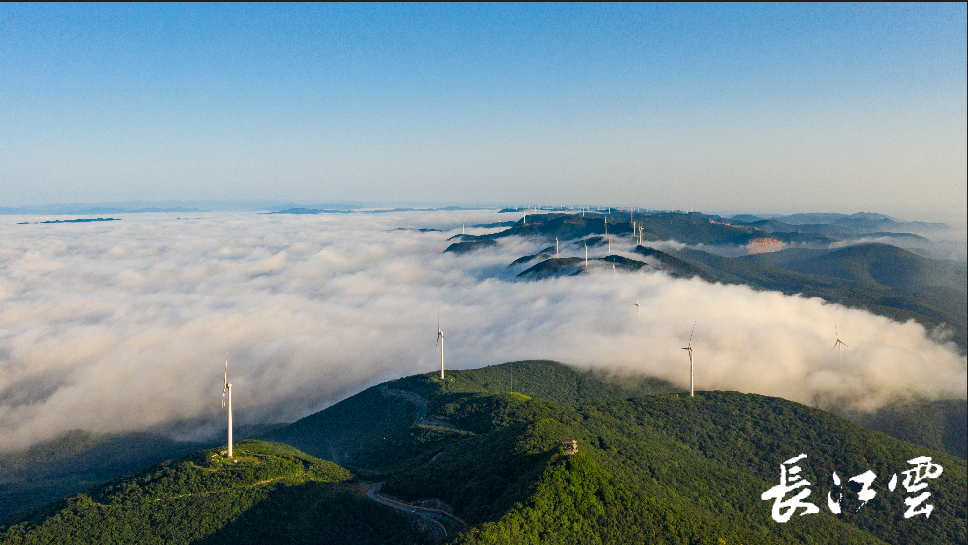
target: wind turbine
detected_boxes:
[584,241,588,267]
[556,237,559,258]
[634,300,640,316]
[613,263,616,276]
[833,325,848,365]
[222,351,233,459]
[437,312,445,380]
[682,322,696,397]
[604,218,610,252]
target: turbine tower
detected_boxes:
[682,322,696,397]
[556,237,559,258]
[437,312,445,379]
[222,352,233,459]
[635,300,640,316]
[833,325,848,365]
[584,241,588,267]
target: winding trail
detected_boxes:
[365,482,466,540]
[372,387,471,539]
[381,386,460,430]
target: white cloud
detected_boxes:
[0,211,964,451]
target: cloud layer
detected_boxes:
[0,211,964,451]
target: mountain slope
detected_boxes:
[377,375,965,544]
[277,363,965,544]
[0,430,203,521]
[0,440,429,545]
[4,363,965,544]
[667,246,967,349]
[776,243,966,291]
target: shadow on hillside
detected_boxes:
[193,481,431,545]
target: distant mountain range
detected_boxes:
[732,212,948,232]
[444,212,965,351]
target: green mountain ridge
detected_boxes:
[1,440,427,545]
[0,431,204,521]
[2,361,965,544]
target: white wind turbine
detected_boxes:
[833,325,848,365]
[556,237,559,258]
[682,322,696,397]
[584,241,589,268]
[222,351,233,459]
[437,311,445,380]
[634,300,640,316]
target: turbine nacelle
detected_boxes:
[436,311,446,380]
[685,322,696,398]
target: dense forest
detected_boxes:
[3,361,964,544]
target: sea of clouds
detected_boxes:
[0,210,965,451]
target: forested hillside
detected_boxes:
[3,362,964,544]
[0,441,428,545]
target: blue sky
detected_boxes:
[1,3,965,217]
